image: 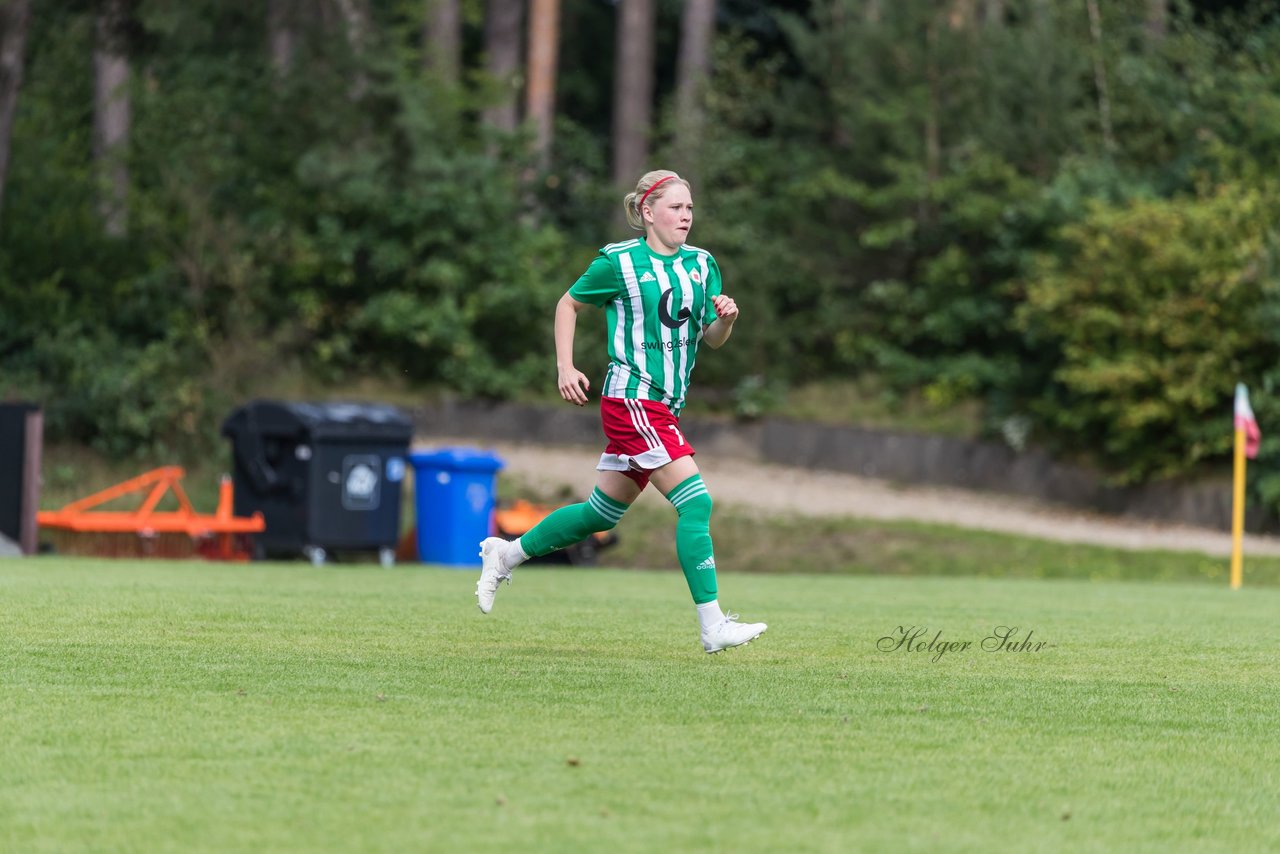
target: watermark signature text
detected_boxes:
[877,626,1054,663]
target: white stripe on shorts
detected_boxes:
[624,397,663,451]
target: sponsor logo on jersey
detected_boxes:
[639,271,657,283]
[690,270,702,283]
[643,337,696,351]
[658,287,692,329]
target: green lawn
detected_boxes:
[593,496,1280,587]
[2,559,1278,852]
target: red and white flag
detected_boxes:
[1235,383,1262,460]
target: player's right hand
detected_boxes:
[558,366,590,406]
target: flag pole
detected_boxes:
[1230,424,1245,591]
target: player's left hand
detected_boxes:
[712,295,738,324]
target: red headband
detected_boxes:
[638,176,676,211]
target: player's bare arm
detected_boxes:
[703,294,738,349]
[556,291,592,406]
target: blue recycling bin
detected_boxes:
[409,448,505,567]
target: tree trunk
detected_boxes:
[924,16,941,188]
[424,0,461,82]
[828,0,851,148]
[267,0,297,77]
[335,0,369,48]
[1146,0,1167,44]
[674,0,715,160]
[982,0,1004,26]
[611,0,655,187]
[94,0,130,238]
[0,0,31,221]
[525,0,559,162]
[1030,0,1050,27]
[1085,0,1116,155]
[483,0,523,132]
[334,0,370,98]
[948,0,975,31]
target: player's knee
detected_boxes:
[674,490,713,522]
[584,495,627,532]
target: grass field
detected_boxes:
[3,558,1278,852]
[593,495,1280,586]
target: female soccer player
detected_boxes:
[475,169,767,653]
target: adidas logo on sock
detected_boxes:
[639,271,657,283]
[695,557,716,571]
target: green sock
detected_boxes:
[665,474,719,605]
[519,488,629,558]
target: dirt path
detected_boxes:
[425,438,1280,559]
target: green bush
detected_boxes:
[1017,182,1280,482]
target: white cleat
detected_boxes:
[702,613,768,654]
[476,537,513,614]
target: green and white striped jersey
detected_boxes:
[568,238,722,415]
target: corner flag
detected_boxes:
[1231,383,1261,590]
[1235,383,1261,460]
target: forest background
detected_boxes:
[3,0,1280,519]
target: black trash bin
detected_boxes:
[0,402,42,556]
[221,401,413,566]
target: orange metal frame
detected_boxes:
[37,466,264,538]
[495,499,611,544]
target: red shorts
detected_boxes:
[597,396,695,490]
